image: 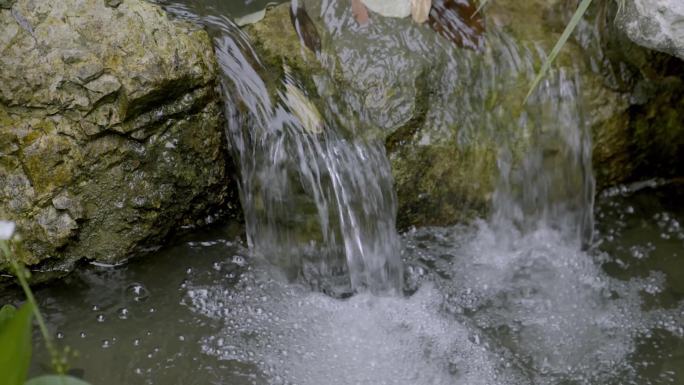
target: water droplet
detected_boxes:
[56,332,64,339]
[133,338,141,346]
[101,339,111,348]
[79,332,87,338]
[96,314,105,323]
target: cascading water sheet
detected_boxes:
[171,4,403,295]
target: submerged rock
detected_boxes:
[0,0,239,273]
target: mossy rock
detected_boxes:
[243,0,684,229]
[0,0,240,275]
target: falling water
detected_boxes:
[492,70,596,245]
[165,3,402,295]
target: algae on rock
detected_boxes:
[242,0,684,229]
[0,0,239,273]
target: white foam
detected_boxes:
[184,220,682,385]
[186,271,521,385]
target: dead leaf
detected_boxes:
[411,0,432,23]
[428,0,485,51]
[283,82,324,135]
[290,5,322,53]
[352,0,370,25]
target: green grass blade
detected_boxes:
[524,0,593,104]
[473,0,492,17]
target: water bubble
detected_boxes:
[118,308,129,320]
[56,332,64,340]
[101,339,111,349]
[232,255,246,266]
[127,283,150,302]
[133,338,141,347]
[79,332,86,338]
[96,314,105,323]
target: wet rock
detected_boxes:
[616,0,684,61]
[245,0,684,228]
[0,0,239,271]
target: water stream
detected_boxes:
[3,1,683,384]
[172,2,403,295]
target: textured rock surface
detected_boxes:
[245,0,684,228]
[0,0,238,272]
[617,0,684,61]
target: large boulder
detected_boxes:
[243,0,684,229]
[0,0,239,273]
[616,0,684,61]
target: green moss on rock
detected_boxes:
[0,0,239,273]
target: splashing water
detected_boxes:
[492,70,595,247]
[152,2,684,385]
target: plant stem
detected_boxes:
[0,240,65,374]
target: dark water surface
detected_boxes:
[5,181,680,385]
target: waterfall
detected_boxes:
[165,6,402,295]
[491,70,595,246]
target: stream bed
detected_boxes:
[9,180,682,385]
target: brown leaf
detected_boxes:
[352,0,370,25]
[290,5,322,53]
[428,0,485,51]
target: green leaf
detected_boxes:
[0,303,33,385]
[524,0,593,104]
[0,304,17,326]
[25,375,92,385]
